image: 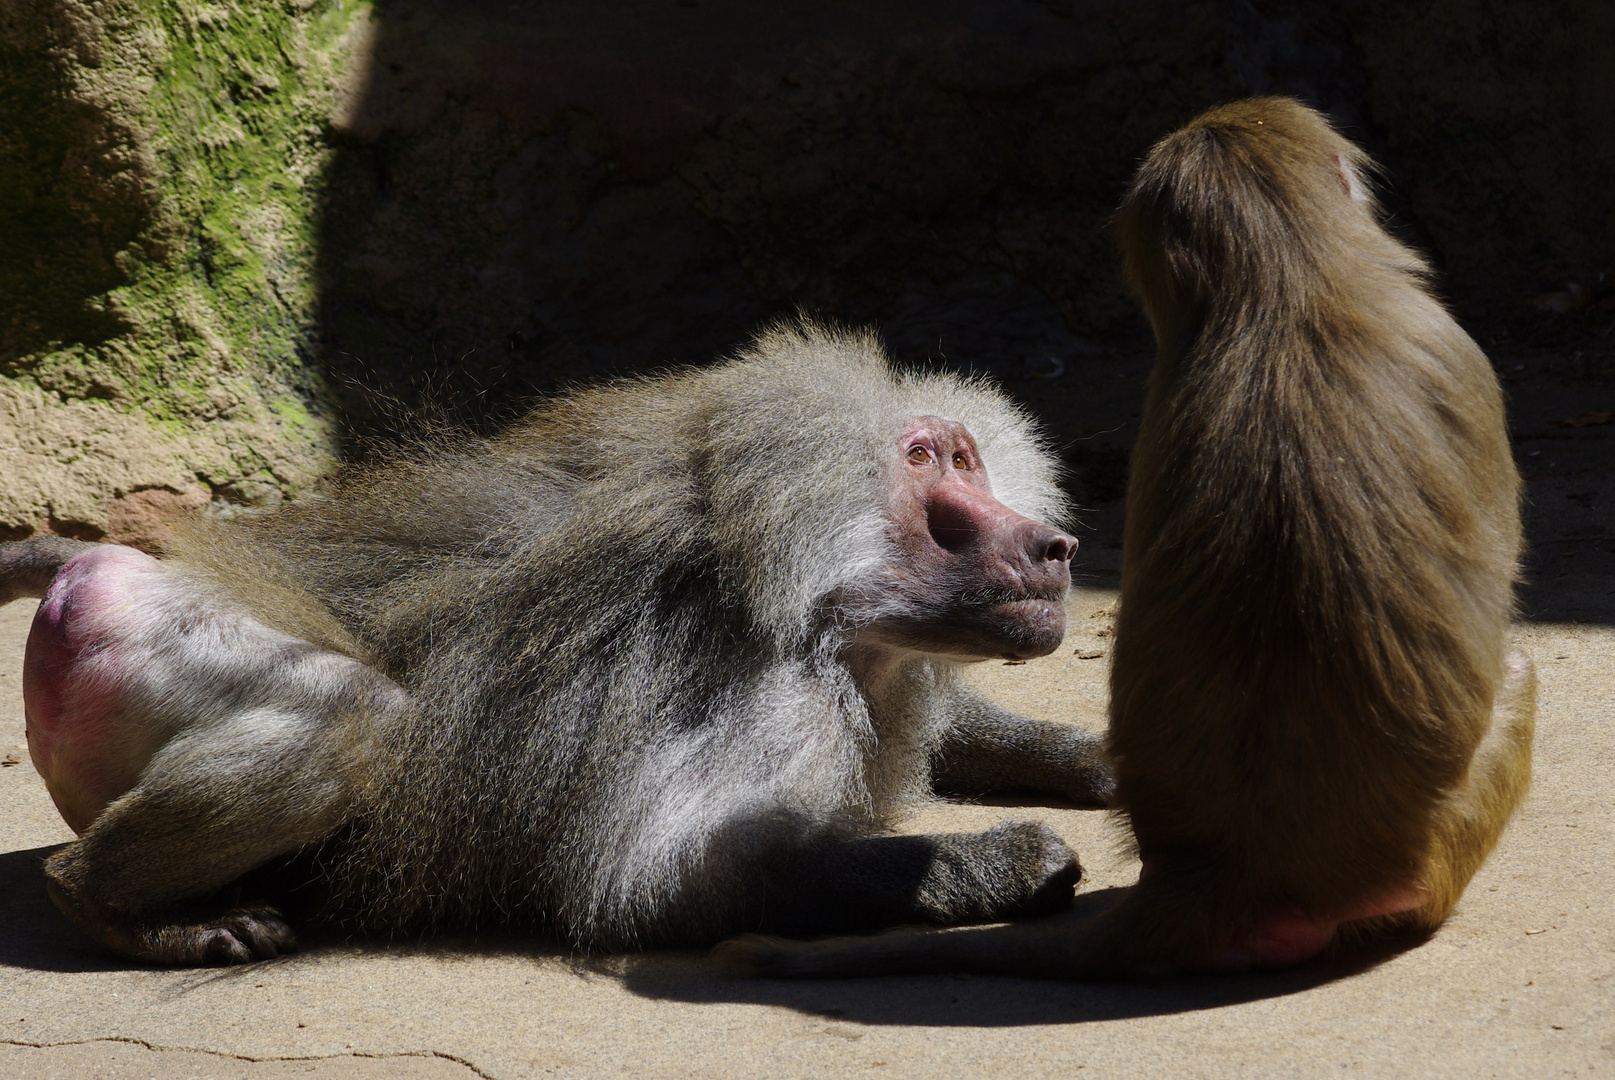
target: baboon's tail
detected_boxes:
[714,886,1172,980]
[715,916,1094,980]
[713,867,1307,981]
[0,537,96,606]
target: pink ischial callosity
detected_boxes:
[24,545,167,835]
[1133,854,1428,972]
[1190,888,1430,972]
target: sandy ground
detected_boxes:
[0,583,1609,1079]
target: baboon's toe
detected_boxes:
[125,904,299,965]
[200,926,255,964]
[218,905,299,960]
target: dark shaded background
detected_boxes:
[307,0,1615,618]
[315,0,1613,413]
[318,0,1373,429]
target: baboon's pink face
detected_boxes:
[874,415,1075,661]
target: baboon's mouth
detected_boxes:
[979,597,1067,659]
[965,586,1069,609]
[987,596,1066,613]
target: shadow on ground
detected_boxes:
[0,846,123,974]
[0,837,1421,1026]
[612,914,1423,1028]
[0,843,579,981]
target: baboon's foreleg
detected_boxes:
[931,690,1113,806]
[743,821,1082,938]
[718,861,1388,980]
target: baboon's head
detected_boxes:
[867,414,1075,662]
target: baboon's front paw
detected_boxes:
[985,820,1082,919]
[1063,764,1117,808]
[1049,730,1116,808]
[136,905,298,966]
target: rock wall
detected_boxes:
[0,0,364,541]
[1348,0,1615,308]
[313,0,1371,436]
[2,0,1610,532]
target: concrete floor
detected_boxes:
[0,585,1610,1079]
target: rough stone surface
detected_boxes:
[0,378,320,546]
[0,0,363,538]
[0,1040,476,1079]
[4,0,1611,519]
[1346,0,1615,311]
[311,0,1373,441]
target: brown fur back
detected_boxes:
[1112,98,1522,939]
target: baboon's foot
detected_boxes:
[48,881,297,965]
[1191,906,1339,972]
[133,905,299,965]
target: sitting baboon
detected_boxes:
[719,98,1535,980]
[4,321,1111,965]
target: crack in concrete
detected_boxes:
[0,1036,496,1078]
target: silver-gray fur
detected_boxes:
[5,321,1111,962]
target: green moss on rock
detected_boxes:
[0,0,368,539]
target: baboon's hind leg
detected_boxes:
[1399,649,1537,931]
[46,663,407,965]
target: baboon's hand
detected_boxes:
[916,821,1081,925]
[711,825,1081,980]
[989,821,1085,918]
[1050,730,1115,808]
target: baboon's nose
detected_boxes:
[1023,523,1076,567]
[1039,529,1077,564]
[1016,523,1074,593]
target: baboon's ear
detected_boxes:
[1334,152,1367,203]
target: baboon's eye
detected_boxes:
[907,445,932,464]
[952,452,969,470]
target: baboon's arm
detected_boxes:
[930,688,1112,807]
[746,821,1080,938]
